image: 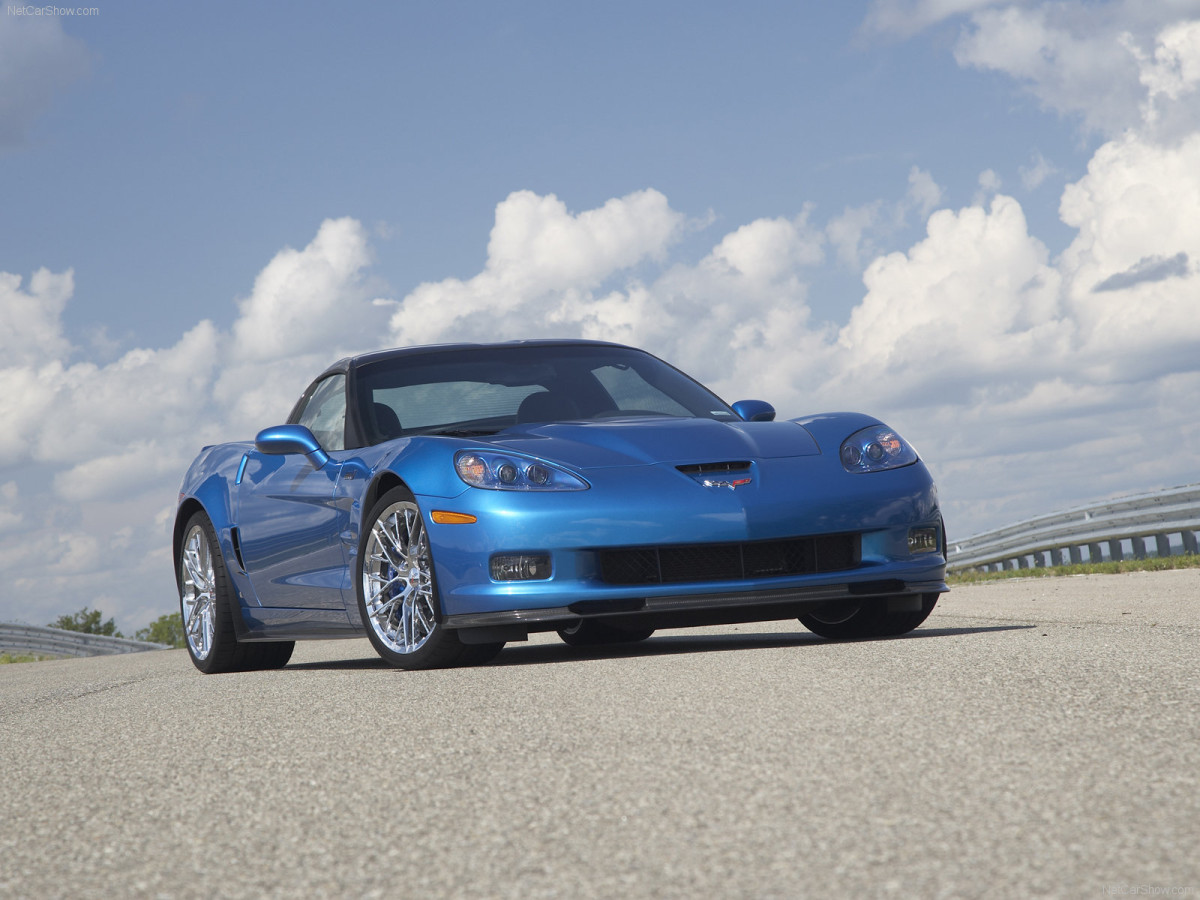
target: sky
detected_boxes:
[2,0,1200,632]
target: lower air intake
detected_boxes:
[597,533,861,585]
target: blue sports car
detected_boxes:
[174,340,946,672]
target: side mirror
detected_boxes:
[731,400,776,422]
[254,424,330,468]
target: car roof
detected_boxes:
[323,339,638,375]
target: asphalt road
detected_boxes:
[2,571,1198,899]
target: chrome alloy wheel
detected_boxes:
[362,501,437,654]
[180,523,217,660]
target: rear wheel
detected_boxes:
[358,488,503,669]
[178,511,294,673]
[557,620,655,647]
[799,594,939,640]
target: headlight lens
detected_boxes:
[839,425,918,473]
[455,451,589,491]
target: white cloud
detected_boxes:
[864,2,1200,138]
[1058,130,1200,379]
[0,12,90,147]
[53,440,191,502]
[862,0,1000,39]
[709,212,825,280]
[388,189,686,346]
[978,168,1003,192]
[1135,18,1200,101]
[0,217,382,629]
[825,169,944,271]
[834,194,1067,404]
[906,166,944,218]
[1019,151,1058,190]
[827,203,882,269]
[231,217,382,364]
[1131,18,1200,138]
[0,267,73,365]
[954,3,1200,137]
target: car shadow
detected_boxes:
[283,623,1034,671]
[490,623,1033,667]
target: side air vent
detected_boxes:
[676,461,752,475]
[230,527,247,571]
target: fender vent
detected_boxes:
[230,527,247,571]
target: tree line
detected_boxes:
[48,606,185,649]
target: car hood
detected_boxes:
[479,416,821,469]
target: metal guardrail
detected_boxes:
[947,483,1200,574]
[0,624,171,658]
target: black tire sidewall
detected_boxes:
[557,620,655,646]
[799,594,939,640]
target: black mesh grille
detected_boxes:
[597,534,861,585]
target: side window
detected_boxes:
[296,374,347,452]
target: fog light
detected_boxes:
[908,527,939,554]
[490,553,552,581]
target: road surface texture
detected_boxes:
[2,571,1197,898]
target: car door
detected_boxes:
[236,373,352,610]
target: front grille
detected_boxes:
[597,533,861,585]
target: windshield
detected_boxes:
[355,344,736,445]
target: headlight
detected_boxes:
[455,451,589,491]
[839,425,918,473]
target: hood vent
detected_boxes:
[676,461,752,475]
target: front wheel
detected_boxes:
[799,594,939,640]
[358,488,503,669]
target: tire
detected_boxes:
[557,620,655,647]
[178,511,295,673]
[799,593,939,640]
[357,487,503,669]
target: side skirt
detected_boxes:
[237,605,363,641]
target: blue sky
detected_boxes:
[3,0,1200,630]
[6,1,1086,347]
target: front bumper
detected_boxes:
[444,575,947,633]
[416,456,946,635]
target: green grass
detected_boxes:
[948,553,1200,585]
[0,652,61,665]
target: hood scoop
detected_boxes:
[676,461,752,475]
[677,460,755,489]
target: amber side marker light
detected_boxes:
[431,510,478,525]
